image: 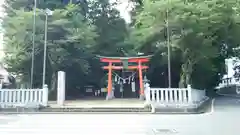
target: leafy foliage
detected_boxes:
[131,0,240,88]
[2,0,240,97]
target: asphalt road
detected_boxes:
[0,97,240,135]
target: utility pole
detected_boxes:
[30,0,37,88]
[166,1,171,88]
[42,14,48,88]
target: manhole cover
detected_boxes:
[152,129,178,134]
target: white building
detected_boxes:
[217,57,240,88]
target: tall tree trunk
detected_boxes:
[179,64,187,88]
[185,72,191,86]
[178,59,193,88]
[50,72,57,92]
[48,71,57,100]
[178,72,185,88]
[185,59,193,86]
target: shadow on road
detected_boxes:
[214,96,240,112]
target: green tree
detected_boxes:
[88,0,128,56]
[131,0,240,88]
[2,0,129,98]
[2,3,98,90]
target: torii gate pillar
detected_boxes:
[98,55,152,100]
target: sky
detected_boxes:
[111,0,133,23]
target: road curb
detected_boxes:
[216,91,240,98]
[0,99,212,114]
[0,106,210,115]
[153,98,212,114]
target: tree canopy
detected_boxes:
[2,0,240,97]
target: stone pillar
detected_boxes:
[57,71,65,106]
[144,83,150,102]
[42,84,49,107]
[187,84,192,103]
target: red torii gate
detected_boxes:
[97,55,152,100]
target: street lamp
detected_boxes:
[42,8,53,88]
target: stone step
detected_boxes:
[0,107,150,113]
[40,107,151,112]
